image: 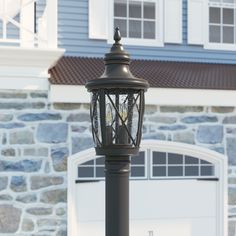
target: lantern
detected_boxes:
[86,28,149,156]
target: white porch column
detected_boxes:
[46,0,58,48]
[20,0,35,48]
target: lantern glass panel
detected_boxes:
[103,89,141,147]
[131,94,140,140]
[90,88,144,151]
[91,92,102,146]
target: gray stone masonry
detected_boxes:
[0,90,235,235]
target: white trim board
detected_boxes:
[0,47,65,69]
[50,85,236,107]
[0,47,64,90]
[0,77,49,90]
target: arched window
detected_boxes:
[151,151,215,178]
[77,151,147,180]
[76,146,216,180]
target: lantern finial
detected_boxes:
[114,27,121,44]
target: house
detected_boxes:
[0,0,235,235]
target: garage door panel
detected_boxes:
[76,179,217,236]
[78,218,216,236]
[130,219,191,236]
[78,222,104,236]
[130,180,217,219]
[191,218,216,236]
[130,218,216,236]
[76,181,105,221]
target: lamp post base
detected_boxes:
[105,155,130,236]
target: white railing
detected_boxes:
[0,0,57,48]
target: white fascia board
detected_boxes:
[50,85,236,107]
[0,47,65,68]
[0,77,49,90]
[146,88,236,106]
[0,47,65,90]
[0,47,65,77]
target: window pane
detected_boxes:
[114,19,127,37]
[129,20,141,38]
[78,167,94,178]
[223,8,234,24]
[201,166,214,176]
[153,152,166,164]
[185,156,199,164]
[129,1,141,18]
[200,160,212,165]
[131,166,145,177]
[168,153,183,164]
[114,0,127,17]
[209,7,221,24]
[209,25,221,42]
[223,26,234,43]
[96,167,105,177]
[81,160,94,165]
[168,166,183,176]
[153,166,166,177]
[144,21,155,39]
[96,157,105,165]
[131,151,145,164]
[144,2,155,19]
[185,166,199,176]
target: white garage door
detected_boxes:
[76,179,217,236]
[130,180,217,236]
[75,150,219,236]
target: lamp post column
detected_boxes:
[85,27,149,236]
[105,156,130,236]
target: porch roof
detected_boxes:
[49,56,236,90]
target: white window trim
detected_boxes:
[107,0,164,47]
[204,0,236,51]
[67,140,228,236]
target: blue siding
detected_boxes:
[182,0,188,44]
[58,0,236,64]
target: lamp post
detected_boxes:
[85,27,149,236]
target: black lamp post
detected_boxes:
[85,27,149,236]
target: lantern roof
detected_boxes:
[85,27,149,91]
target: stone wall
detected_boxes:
[0,90,93,236]
[0,90,235,235]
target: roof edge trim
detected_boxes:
[50,85,236,107]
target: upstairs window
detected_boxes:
[109,0,164,46]
[89,0,182,46]
[208,0,236,49]
[188,0,236,50]
[114,0,156,39]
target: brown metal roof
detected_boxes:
[49,56,236,90]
